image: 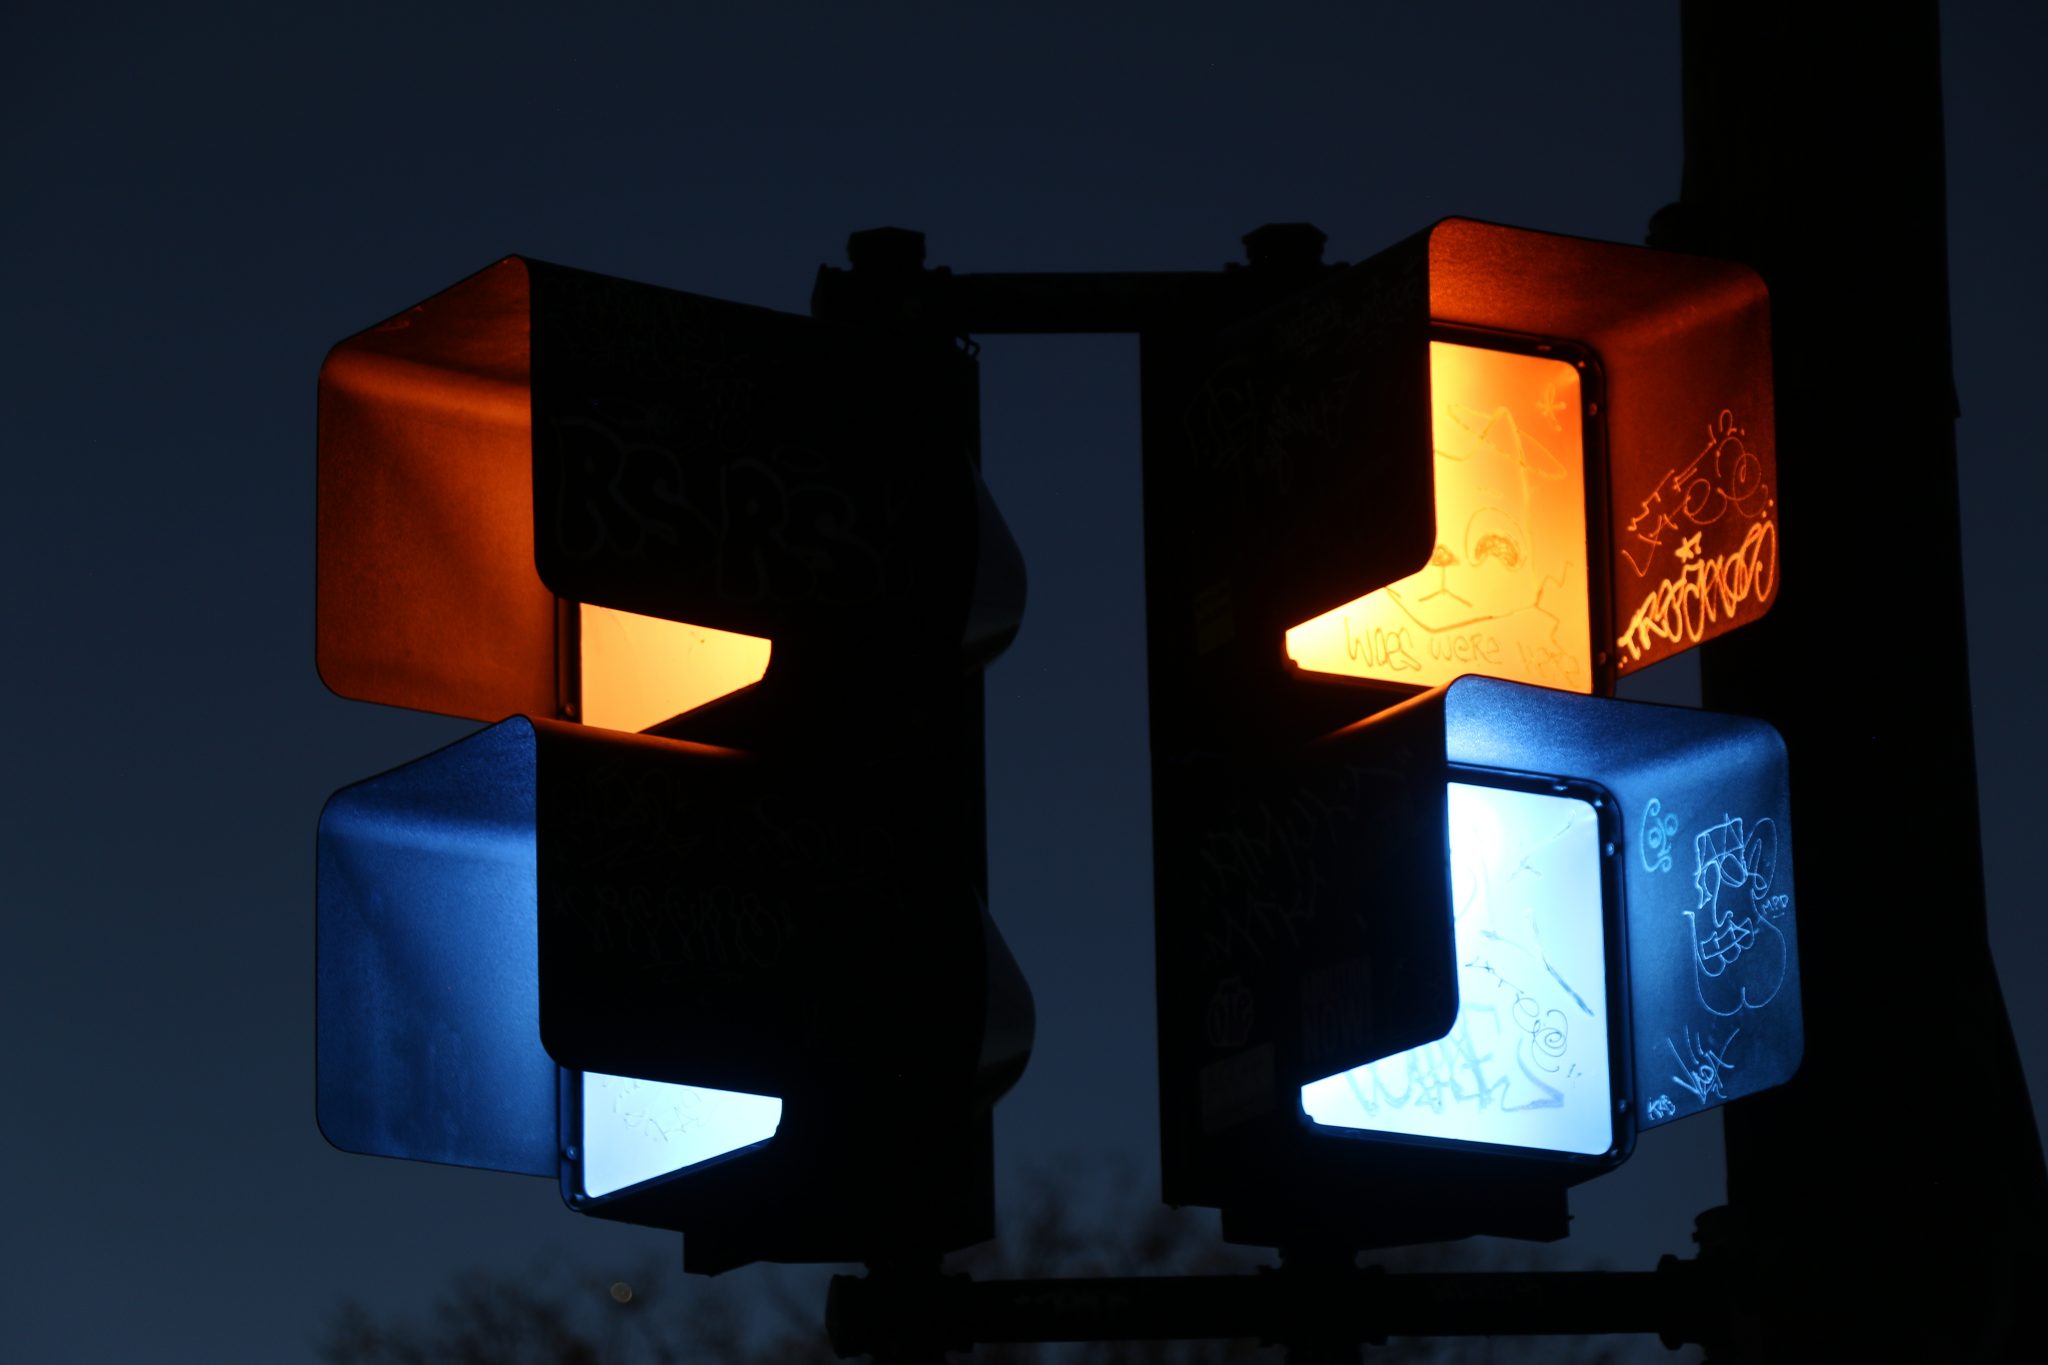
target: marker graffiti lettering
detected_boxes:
[1616,518,1777,663]
[1622,410,1770,578]
[1344,619,1421,672]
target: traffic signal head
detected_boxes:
[1427,677,1801,1127]
[1144,219,1795,1250]
[317,714,1032,1271]
[314,256,1033,1271]
[1146,217,1775,739]
[1155,677,1799,1249]
[316,256,1024,738]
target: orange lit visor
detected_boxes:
[1286,339,1595,693]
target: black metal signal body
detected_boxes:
[1144,289,1458,1247]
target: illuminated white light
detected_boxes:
[579,1073,782,1198]
[1301,781,1613,1156]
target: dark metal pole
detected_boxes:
[813,223,1336,334]
[1660,4,2048,1360]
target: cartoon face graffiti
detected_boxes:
[1282,341,1594,691]
[1686,815,1787,1016]
[1391,399,1564,633]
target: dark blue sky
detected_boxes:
[3,4,2041,1361]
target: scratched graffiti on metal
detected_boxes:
[1666,1026,1742,1108]
[1639,797,1680,873]
[1687,813,1788,1018]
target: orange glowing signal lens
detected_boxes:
[1284,340,1593,692]
[578,604,771,734]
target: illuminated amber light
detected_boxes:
[1285,340,1593,692]
[579,604,771,733]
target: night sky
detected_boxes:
[4,4,2042,1361]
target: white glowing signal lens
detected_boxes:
[1302,781,1614,1156]
[579,1073,782,1198]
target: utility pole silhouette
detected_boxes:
[1658,3,2048,1359]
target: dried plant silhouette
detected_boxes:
[318,1158,1649,1363]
